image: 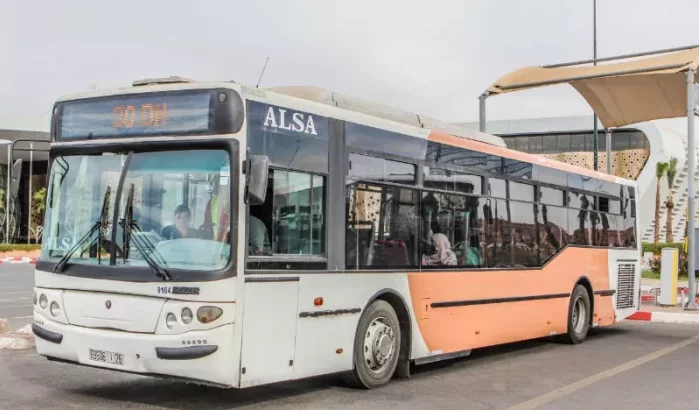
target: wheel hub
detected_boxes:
[363,317,395,372]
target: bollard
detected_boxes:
[659,247,679,306]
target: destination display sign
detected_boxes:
[56,91,214,140]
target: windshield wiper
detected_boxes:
[121,184,172,281]
[53,187,112,273]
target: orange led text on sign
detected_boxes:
[112,103,168,129]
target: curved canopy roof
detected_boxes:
[486,46,699,128]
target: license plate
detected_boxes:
[88,348,124,366]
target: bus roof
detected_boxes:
[266,86,506,148]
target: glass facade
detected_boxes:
[501,130,648,154]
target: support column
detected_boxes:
[685,69,697,310]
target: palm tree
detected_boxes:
[654,161,669,244]
[665,157,679,242]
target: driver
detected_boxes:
[160,204,202,240]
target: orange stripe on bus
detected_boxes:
[428,131,621,183]
[407,247,613,354]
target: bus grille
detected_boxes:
[616,263,636,309]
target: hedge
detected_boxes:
[0,244,41,253]
[641,242,685,256]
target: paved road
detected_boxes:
[1,321,699,409]
[0,264,34,331]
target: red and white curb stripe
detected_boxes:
[0,257,36,264]
[628,311,699,325]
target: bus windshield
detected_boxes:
[41,149,232,273]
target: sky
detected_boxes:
[0,0,697,124]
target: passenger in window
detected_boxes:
[160,205,202,240]
[248,214,272,255]
[421,233,457,267]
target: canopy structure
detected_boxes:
[479,44,699,309]
[481,45,699,129]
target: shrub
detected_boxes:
[643,242,688,277]
[0,244,41,253]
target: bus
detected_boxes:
[33,77,640,389]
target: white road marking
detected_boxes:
[506,333,699,410]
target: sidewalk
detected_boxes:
[631,278,699,324]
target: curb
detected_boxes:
[0,257,37,265]
[628,311,699,325]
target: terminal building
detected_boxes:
[460,116,695,243]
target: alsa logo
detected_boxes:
[263,106,318,135]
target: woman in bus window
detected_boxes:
[422,233,457,266]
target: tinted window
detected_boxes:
[570,134,585,151]
[538,167,568,186]
[598,197,610,213]
[516,137,529,152]
[543,135,557,154]
[346,183,419,269]
[569,207,591,245]
[349,153,415,184]
[630,131,647,149]
[558,135,571,152]
[420,192,484,268]
[568,173,584,190]
[486,155,504,175]
[510,181,534,202]
[568,192,594,210]
[529,136,543,154]
[540,186,564,206]
[538,204,568,263]
[511,201,538,267]
[423,166,482,194]
[346,122,427,161]
[599,181,620,197]
[490,178,507,198]
[482,198,511,268]
[613,133,630,151]
[247,101,329,174]
[429,145,488,172]
[609,199,621,214]
[503,159,533,179]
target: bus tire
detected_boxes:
[343,300,401,389]
[561,284,591,345]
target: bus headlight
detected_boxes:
[197,306,223,324]
[181,308,193,325]
[166,313,178,329]
[39,294,48,309]
[50,302,61,317]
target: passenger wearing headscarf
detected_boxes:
[421,233,457,266]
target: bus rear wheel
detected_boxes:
[561,284,591,344]
[343,300,401,389]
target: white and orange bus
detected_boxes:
[33,77,640,389]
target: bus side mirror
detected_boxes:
[245,155,269,206]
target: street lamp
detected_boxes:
[0,139,12,243]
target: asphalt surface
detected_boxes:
[1,321,699,410]
[0,263,34,331]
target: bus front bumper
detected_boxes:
[33,313,236,387]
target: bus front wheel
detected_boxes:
[343,300,401,389]
[561,284,591,344]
